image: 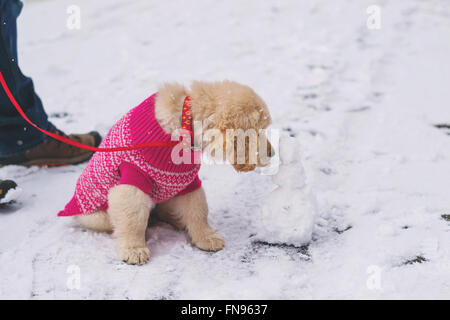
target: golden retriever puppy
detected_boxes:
[72,81,273,265]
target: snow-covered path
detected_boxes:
[0,0,449,299]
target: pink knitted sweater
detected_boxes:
[58,94,201,217]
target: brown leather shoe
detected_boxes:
[0,130,102,167]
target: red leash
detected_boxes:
[0,71,179,152]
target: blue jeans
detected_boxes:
[0,0,55,158]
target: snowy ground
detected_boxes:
[0,0,449,299]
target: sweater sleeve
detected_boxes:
[118,162,153,194]
[177,175,202,196]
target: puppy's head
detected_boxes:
[194,81,274,172]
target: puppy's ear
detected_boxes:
[216,103,264,131]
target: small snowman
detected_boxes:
[257,135,318,245]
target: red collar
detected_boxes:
[181,96,194,147]
[181,96,193,132]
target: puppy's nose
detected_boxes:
[269,147,275,158]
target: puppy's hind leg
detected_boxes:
[108,184,152,265]
[156,187,224,252]
[75,210,113,233]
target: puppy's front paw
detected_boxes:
[117,246,150,265]
[192,232,225,252]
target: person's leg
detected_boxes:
[0,0,101,167]
[0,0,55,158]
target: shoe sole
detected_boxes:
[0,187,22,205]
[0,152,93,168]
